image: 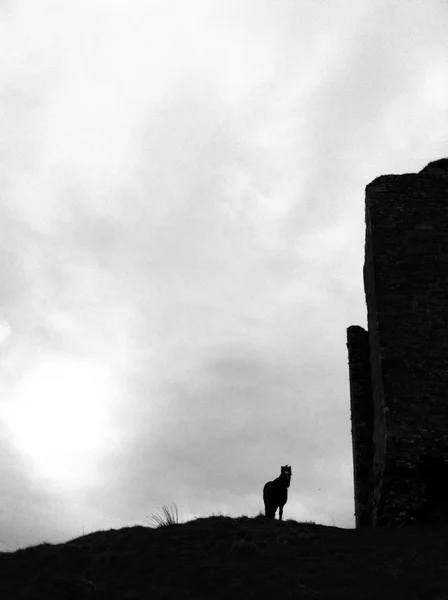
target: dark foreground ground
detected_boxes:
[1,515,448,599]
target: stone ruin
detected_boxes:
[347,158,448,527]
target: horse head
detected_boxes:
[281,465,292,487]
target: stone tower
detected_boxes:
[347,158,448,527]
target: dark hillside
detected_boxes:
[1,516,448,599]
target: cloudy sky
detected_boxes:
[0,0,447,552]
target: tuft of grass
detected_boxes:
[0,539,15,553]
[147,503,181,528]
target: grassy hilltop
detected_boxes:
[1,513,448,599]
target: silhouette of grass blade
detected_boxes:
[148,503,180,528]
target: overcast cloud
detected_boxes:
[0,0,447,551]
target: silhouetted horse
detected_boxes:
[263,465,292,520]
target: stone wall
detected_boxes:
[346,325,373,527]
[348,159,448,526]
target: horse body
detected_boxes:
[263,465,292,521]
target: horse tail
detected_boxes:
[263,482,276,518]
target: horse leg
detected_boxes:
[279,504,283,521]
